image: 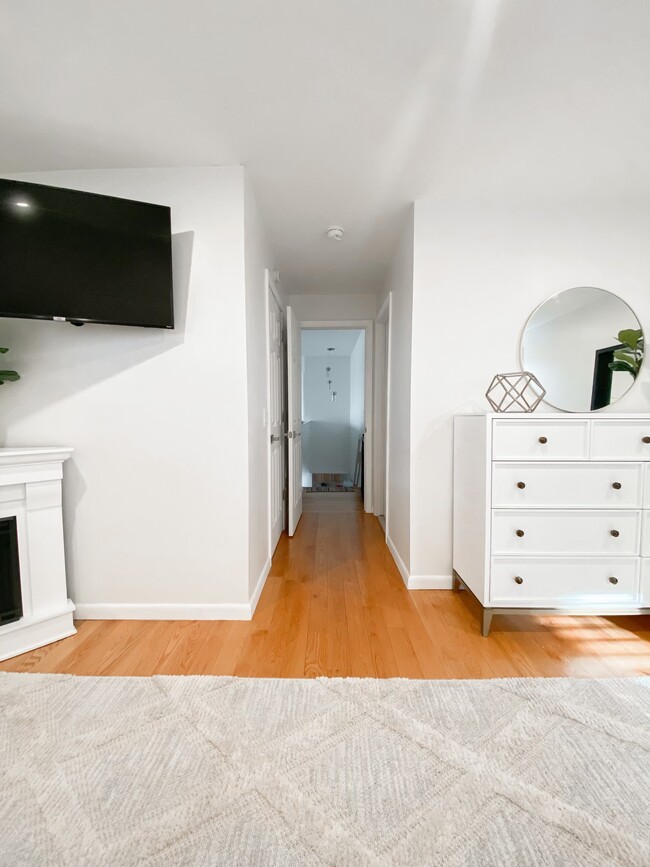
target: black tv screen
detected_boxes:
[0,179,174,329]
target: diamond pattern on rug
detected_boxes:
[1,674,649,866]
[284,712,462,852]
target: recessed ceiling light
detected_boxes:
[14,201,30,208]
[326,226,344,241]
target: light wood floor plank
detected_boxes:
[2,512,649,678]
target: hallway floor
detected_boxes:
[2,512,649,678]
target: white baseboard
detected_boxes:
[74,602,252,621]
[386,534,409,587]
[385,534,452,591]
[249,557,271,617]
[74,561,273,622]
[407,575,453,590]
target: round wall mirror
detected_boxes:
[520,287,644,412]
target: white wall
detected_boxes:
[288,293,376,322]
[243,175,276,600]
[381,208,414,576]
[349,330,365,476]
[411,199,650,582]
[0,166,258,615]
[302,355,352,480]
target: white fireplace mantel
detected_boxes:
[0,447,75,661]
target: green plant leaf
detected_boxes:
[0,371,20,381]
[609,360,636,376]
[617,329,642,350]
[0,348,8,354]
[613,349,638,365]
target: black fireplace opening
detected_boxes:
[0,517,22,626]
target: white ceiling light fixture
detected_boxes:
[326,225,344,241]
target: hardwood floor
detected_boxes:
[2,511,649,678]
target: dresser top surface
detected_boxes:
[456,413,650,420]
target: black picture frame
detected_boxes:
[591,343,625,411]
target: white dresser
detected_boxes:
[453,413,650,635]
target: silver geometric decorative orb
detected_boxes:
[485,371,546,413]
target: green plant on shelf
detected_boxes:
[0,347,20,386]
[608,328,644,380]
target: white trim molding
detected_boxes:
[386,534,409,587]
[386,530,453,590]
[249,557,271,617]
[76,558,273,623]
[407,575,454,590]
[75,602,254,621]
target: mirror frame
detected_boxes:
[518,286,644,413]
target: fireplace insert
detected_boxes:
[0,517,22,625]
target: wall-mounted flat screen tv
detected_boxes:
[0,179,174,328]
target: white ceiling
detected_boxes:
[301,329,363,358]
[2,1,650,296]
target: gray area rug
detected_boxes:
[1,674,649,866]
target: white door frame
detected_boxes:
[373,295,391,530]
[286,306,303,535]
[301,319,374,513]
[266,270,286,560]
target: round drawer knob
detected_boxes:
[612,482,622,490]
[516,481,526,489]
[610,529,620,538]
[642,436,650,444]
[514,576,524,585]
[515,529,525,538]
[538,436,548,444]
[609,576,619,585]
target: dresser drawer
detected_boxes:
[491,510,641,556]
[591,420,650,460]
[490,557,640,607]
[492,419,589,461]
[492,463,643,509]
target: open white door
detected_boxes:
[268,281,285,554]
[286,306,303,536]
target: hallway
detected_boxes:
[2,512,649,678]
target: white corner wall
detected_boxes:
[0,166,257,617]
[243,174,277,605]
[381,207,414,582]
[410,199,650,584]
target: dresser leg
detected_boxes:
[481,609,493,637]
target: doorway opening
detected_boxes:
[301,329,364,512]
[267,295,376,545]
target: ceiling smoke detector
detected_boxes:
[326,225,344,241]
